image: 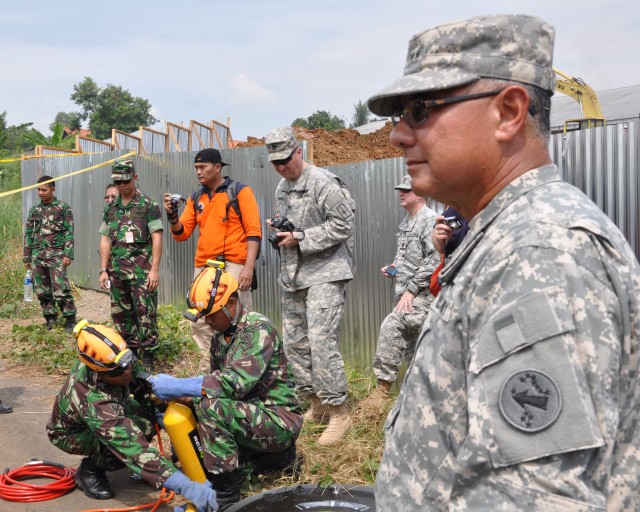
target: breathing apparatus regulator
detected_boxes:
[183,259,241,334]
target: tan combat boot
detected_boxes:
[303,395,329,423]
[317,403,352,446]
[360,380,393,415]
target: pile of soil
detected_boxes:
[238,123,403,168]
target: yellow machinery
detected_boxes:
[163,402,207,512]
[554,67,606,132]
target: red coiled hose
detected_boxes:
[0,460,76,502]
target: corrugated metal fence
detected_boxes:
[21,120,640,370]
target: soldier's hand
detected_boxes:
[147,269,160,292]
[62,256,71,267]
[99,271,110,290]
[25,262,32,270]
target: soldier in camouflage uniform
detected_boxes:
[360,175,438,414]
[23,175,77,331]
[150,266,302,509]
[99,160,162,370]
[264,126,355,446]
[367,14,640,510]
[47,321,218,512]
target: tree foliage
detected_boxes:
[0,110,35,155]
[292,110,346,131]
[350,100,371,128]
[50,111,82,133]
[66,77,158,140]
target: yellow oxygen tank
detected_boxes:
[163,401,207,512]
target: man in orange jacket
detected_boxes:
[163,149,262,364]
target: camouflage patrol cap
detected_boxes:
[264,126,298,162]
[368,14,556,116]
[394,175,412,191]
[111,159,135,181]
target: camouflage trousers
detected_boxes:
[373,293,432,383]
[33,257,76,319]
[191,262,253,363]
[195,396,301,474]
[281,281,348,406]
[47,398,162,476]
[110,275,158,350]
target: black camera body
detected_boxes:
[268,216,296,249]
[169,194,185,211]
[443,216,463,230]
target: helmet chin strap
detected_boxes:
[221,303,241,337]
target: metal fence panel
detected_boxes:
[21,120,640,370]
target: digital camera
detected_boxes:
[443,216,463,230]
[268,216,296,249]
[169,194,186,211]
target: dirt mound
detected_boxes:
[238,123,403,168]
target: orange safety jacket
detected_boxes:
[172,178,262,267]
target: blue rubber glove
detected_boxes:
[164,471,218,512]
[150,374,204,400]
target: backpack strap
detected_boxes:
[223,179,243,231]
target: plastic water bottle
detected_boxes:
[24,269,34,302]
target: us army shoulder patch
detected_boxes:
[499,369,562,433]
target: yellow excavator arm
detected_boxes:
[554,68,605,131]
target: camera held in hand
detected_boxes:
[268,216,296,249]
[443,216,463,230]
[169,194,186,212]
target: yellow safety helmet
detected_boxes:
[184,265,238,322]
[73,320,134,373]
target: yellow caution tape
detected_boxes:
[0,151,136,198]
[0,151,105,164]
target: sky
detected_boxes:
[1,0,638,142]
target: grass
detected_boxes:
[1,165,387,493]
[7,315,388,490]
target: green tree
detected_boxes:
[292,110,346,131]
[69,77,158,139]
[0,111,35,155]
[350,100,371,128]
[49,111,82,133]
[22,123,74,150]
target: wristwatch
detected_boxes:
[99,269,108,274]
[294,231,305,241]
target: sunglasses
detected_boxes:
[391,89,504,128]
[113,179,132,186]
[272,151,296,167]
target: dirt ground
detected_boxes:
[237,123,403,168]
[0,287,110,384]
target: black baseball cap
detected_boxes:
[194,148,228,167]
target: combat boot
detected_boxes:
[0,400,12,414]
[44,315,57,330]
[63,315,77,333]
[208,470,241,510]
[252,444,303,479]
[317,403,352,446]
[75,457,114,500]
[360,379,393,415]
[303,395,329,423]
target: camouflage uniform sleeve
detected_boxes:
[23,205,36,263]
[299,174,354,256]
[146,200,163,233]
[202,320,275,399]
[406,209,439,296]
[82,386,177,488]
[63,203,74,260]
[98,203,110,236]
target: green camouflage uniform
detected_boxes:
[196,307,302,474]
[99,191,163,350]
[47,360,178,488]
[23,197,77,319]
